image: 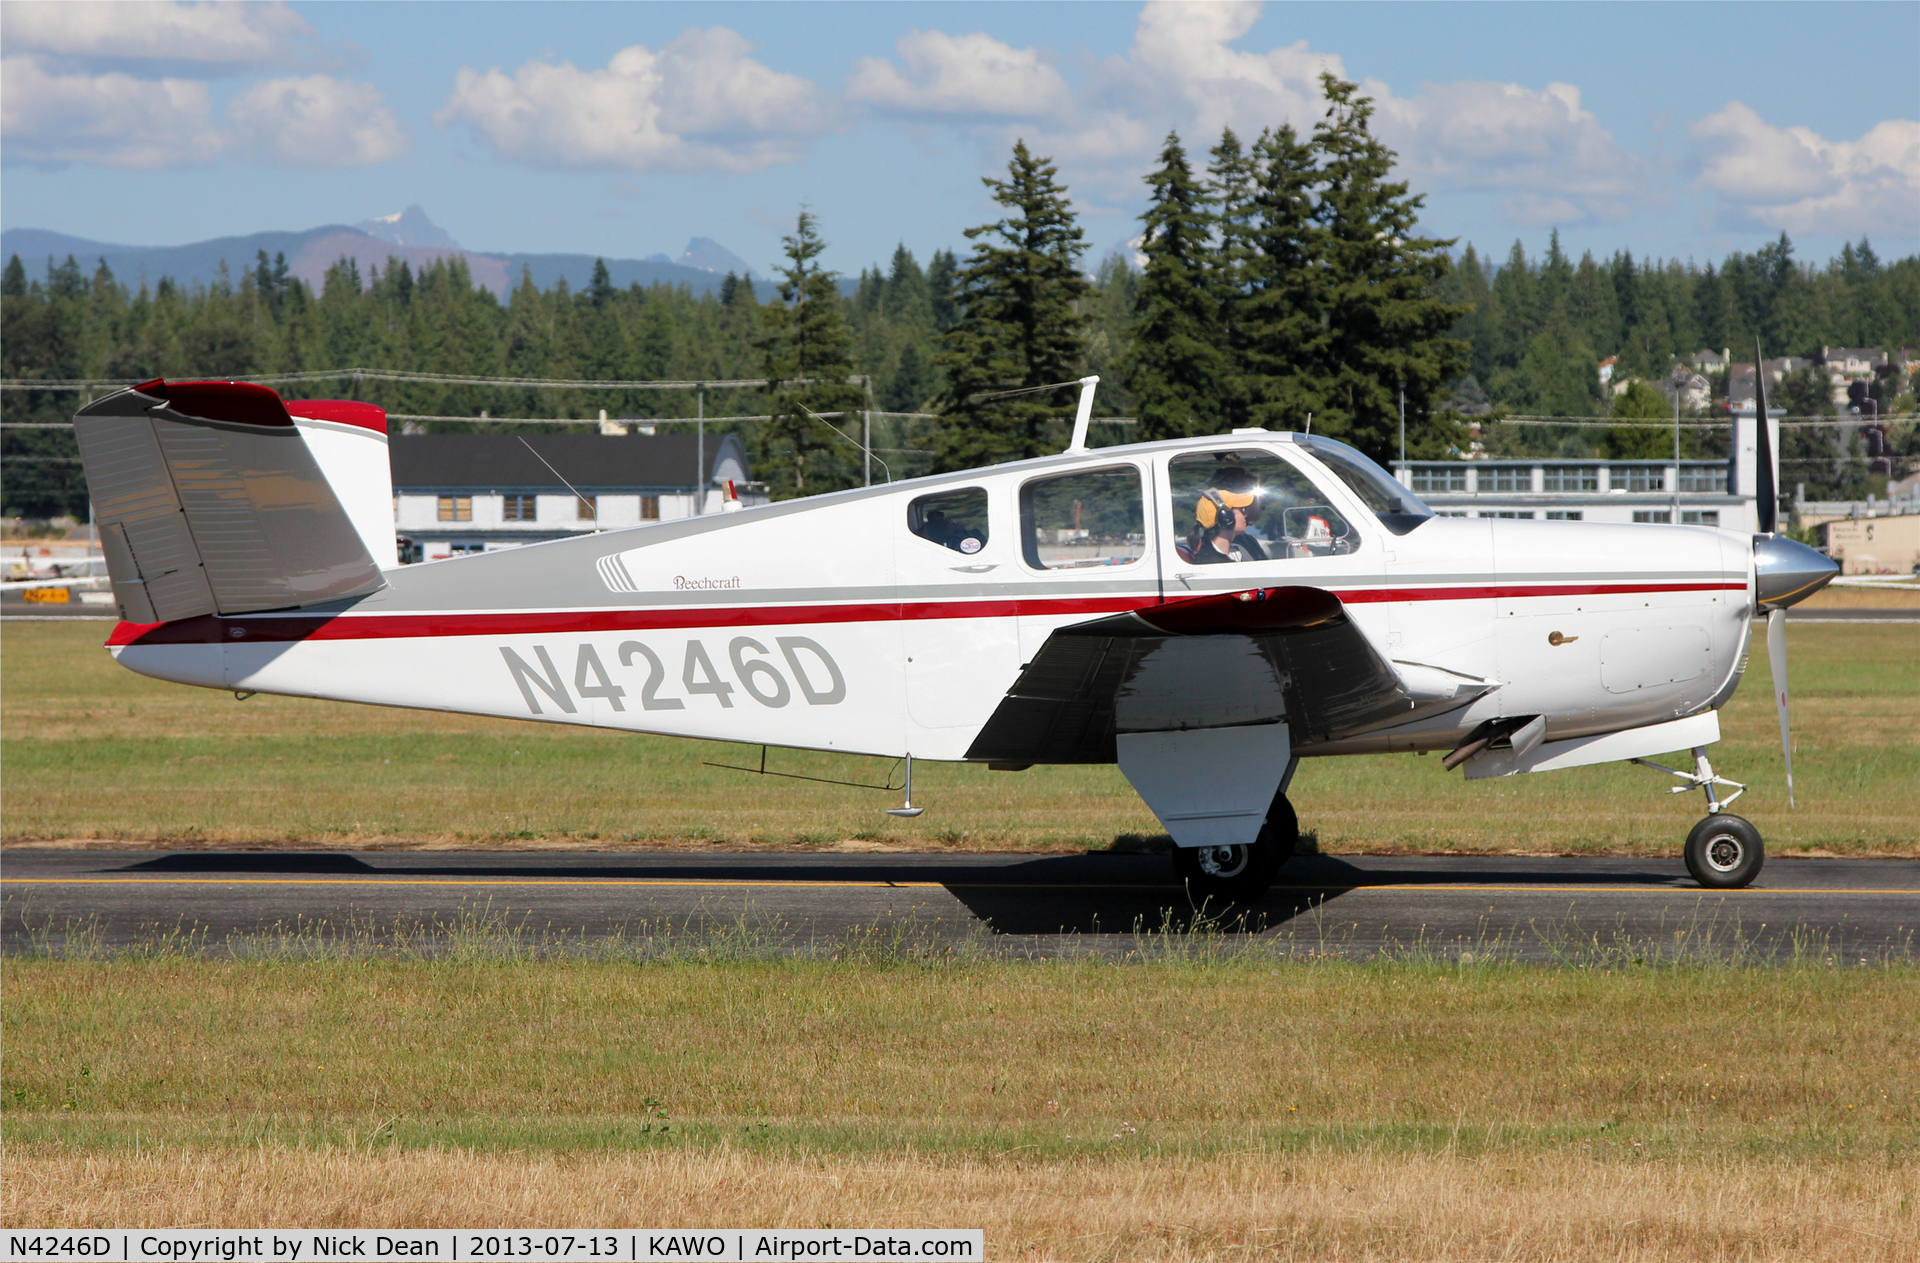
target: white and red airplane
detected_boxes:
[71,366,1835,900]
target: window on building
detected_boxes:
[1545,511,1584,521]
[1478,510,1534,519]
[1677,464,1725,493]
[576,496,597,522]
[1632,510,1673,524]
[1409,465,1467,494]
[1168,450,1360,562]
[1618,466,1667,493]
[909,487,989,554]
[1543,465,1599,492]
[502,494,536,521]
[1020,466,1144,570]
[640,496,660,521]
[436,496,472,522]
[1682,510,1720,526]
[1479,465,1529,493]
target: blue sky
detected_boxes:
[4,1,1916,275]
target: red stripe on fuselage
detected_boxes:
[106,581,1746,647]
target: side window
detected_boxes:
[908,487,989,555]
[1019,466,1145,570]
[1168,450,1360,563]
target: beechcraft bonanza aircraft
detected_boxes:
[73,357,1835,901]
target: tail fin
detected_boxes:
[75,379,385,624]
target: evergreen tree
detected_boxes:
[758,209,863,497]
[1207,127,1260,429]
[934,141,1091,469]
[1240,123,1323,430]
[1118,130,1227,440]
[1308,74,1467,458]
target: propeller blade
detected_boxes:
[1767,606,1794,808]
[1754,337,1777,534]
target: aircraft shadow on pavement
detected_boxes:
[111,851,1692,938]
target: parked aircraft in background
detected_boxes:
[70,361,1834,900]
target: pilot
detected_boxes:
[1190,466,1268,564]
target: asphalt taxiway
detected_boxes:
[3,849,1914,960]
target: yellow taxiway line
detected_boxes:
[2,877,1914,896]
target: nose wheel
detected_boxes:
[1685,814,1764,889]
[1632,747,1764,890]
[1172,792,1297,904]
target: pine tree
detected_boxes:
[1208,127,1260,429]
[1309,74,1467,459]
[1118,130,1227,440]
[759,209,863,497]
[934,141,1091,469]
[1239,123,1323,430]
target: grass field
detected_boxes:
[2,620,1916,854]
[4,953,1916,1257]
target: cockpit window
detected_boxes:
[1168,450,1359,562]
[1298,436,1434,535]
[908,487,989,555]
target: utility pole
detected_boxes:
[1672,382,1681,526]
[1398,382,1406,467]
[861,375,875,488]
[696,386,705,515]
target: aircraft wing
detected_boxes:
[965,585,1491,764]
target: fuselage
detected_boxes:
[108,430,1755,763]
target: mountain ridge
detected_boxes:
[2,213,761,300]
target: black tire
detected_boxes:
[1172,792,1297,904]
[1684,814,1764,889]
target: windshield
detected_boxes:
[1298,437,1433,535]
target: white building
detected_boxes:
[392,432,762,560]
[1393,407,1780,533]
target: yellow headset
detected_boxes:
[1195,487,1257,530]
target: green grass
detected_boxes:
[4,952,1916,1160]
[2,620,1915,853]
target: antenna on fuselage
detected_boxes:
[1063,376,1100,455]
[518,436,598,531]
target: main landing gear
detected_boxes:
[1173,790,1298,904]
[1632,746,1764,890]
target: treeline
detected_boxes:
[6,71,1918,517]
[1443,233,1920,418]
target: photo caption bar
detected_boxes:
[3,1232,982,1263]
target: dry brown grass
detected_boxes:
[5,1147,1915,1261]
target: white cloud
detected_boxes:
[1690,102,1920,237]
[847,30,1072,118]
[0,1,311,72]
[1109,0,1336,143]
[436,28,830,172]
[227,76,408,167]
[0,55,220,167]
[1370,80,1646,222]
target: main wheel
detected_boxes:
[1684,814,1764,889]
[1172,792,1297,904]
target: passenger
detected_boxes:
[1189,466,1268,564]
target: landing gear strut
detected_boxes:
[1632,746,1764,890]
[1172,791,1297,904]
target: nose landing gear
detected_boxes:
[1631,746,1764,890]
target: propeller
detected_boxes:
[1752,339,1809,808]
[1767,606,1794,807]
